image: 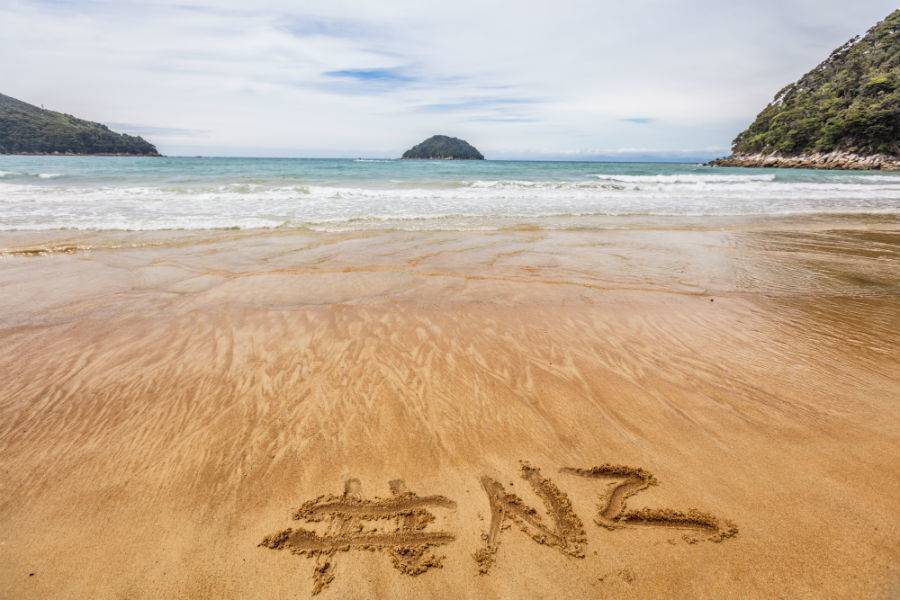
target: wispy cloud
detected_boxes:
[620,117,656,124]
[416,96,539,125]
[418,97,536,112]
[324,68,415,83]
[468,115,538,123]
[279,15,372,39]
[105,123,209,137]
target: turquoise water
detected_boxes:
[1,156,898,230]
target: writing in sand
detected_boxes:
[259,461,738,594]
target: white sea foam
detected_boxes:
[0,170,63,179]
[829,174,900,183]
[1,174,898,231]
[593,173,778,183]
[1,156,898,231]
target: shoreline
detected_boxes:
[2,212,899,253]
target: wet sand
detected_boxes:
[1,217,898,598]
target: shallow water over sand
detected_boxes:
[0,217,898,598]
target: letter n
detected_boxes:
[475,462,585,573]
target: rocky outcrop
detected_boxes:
[401,135,484,160]
[710,151,899,171]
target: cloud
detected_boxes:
[418,97,536,112]
[1,0,896,157]
[279,15,373,39]
[324,68,415,83]
[105,123,210,137]
[468,116,539,123]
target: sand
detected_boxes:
[0,216,898,598]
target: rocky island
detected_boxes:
[0,92,159,156]
[712,9,899,171]
[401,135,484,160]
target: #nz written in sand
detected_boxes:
[259,461,738,595]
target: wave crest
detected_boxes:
[593,174,777,183]
[1,170,898,231]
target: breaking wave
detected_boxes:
[593,173,778,183]
[0,156,897,231]
[1,175,898,231]
[0,170,63,180]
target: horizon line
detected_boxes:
[1,153,723,164]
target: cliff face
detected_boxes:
[402,135,484,160]
[713,9,899,170]
[0,93,159,156]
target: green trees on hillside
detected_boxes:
[732,9,899,157]
[0,93,159,155]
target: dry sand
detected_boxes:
[0,216,898,598]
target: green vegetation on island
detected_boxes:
[713,9,899,170]
[402,135,484,160]
[0,93,159,156]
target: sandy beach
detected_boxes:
[1,216,898,598]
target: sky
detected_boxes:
[1,0,896,159]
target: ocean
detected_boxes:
[0,156,898,231]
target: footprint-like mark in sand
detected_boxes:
[259,478,457,595]
[560,465,738,542]
[475,461,586,573]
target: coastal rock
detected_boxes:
[710,151,900,171]
[401,135,484,160]
[0,92,159,156]
[711,9,899,171]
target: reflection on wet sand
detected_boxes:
[0,217,897,599]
